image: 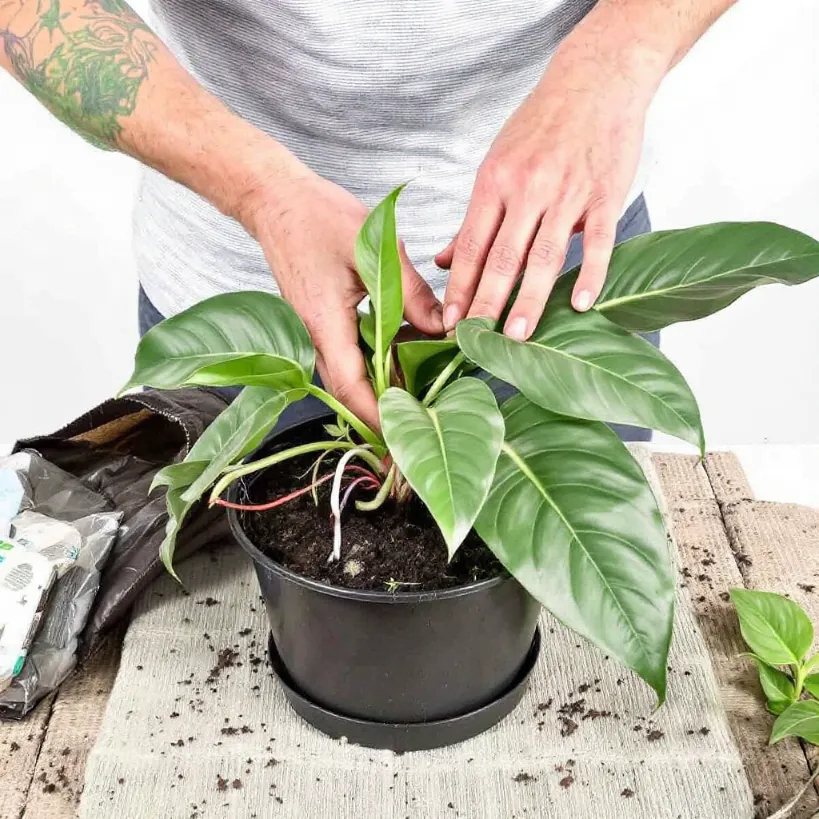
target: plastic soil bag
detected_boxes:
[0,538,55,692]
[0,452,121,718]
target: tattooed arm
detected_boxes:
[0,0,302,221]
[0,0,442,428]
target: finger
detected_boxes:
[434,235,457,270]
[572,201,618,312]
[442,198,504,331]
[313,313,381,432]
[399,240,443,336]
[465,207,540,323]
[503,215,575,340]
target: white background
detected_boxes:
[1,0,818,449]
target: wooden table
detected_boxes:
[3,449,819,819]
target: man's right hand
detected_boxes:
[242,171,444,432]
[0,0,444,431]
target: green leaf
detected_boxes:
[771,700,819,745]
[354,186,406,390]
[730,588,814,666]
[396,338,461,396]
[804,654,819,676]
[150,461,209,581]
[767,699,791,717]
[359,303,376,351]
[456,303,704,452]
[150,460,209,495]
[160,487,194,581]
[122,291,315,392]
[379,378,504,558]
[804,675,819,699]
[474,395,674,703]
[587,222,819,333]
[180,387,301,503]
[152,386,299,575]
[748,656,796,713]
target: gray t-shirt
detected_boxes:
[136,0,650,319]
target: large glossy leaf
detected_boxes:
[379,378,504,558]
[730,588,814,666]
[152,386,299,575]
[771,700,819,745]
[354,186,405,389]
[396,338,460,396]
[123,291,315,391]
[584,222,819,332]
[456,305,704,451]
[474,395,674,702]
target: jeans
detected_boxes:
[138,194,657,441]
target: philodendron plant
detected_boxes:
[123,185,819,704]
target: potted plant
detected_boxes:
[123,187,819,751]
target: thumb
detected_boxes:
[313,317,381,434]
[434,234,458,270]
[399,241,444,336]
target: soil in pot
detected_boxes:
[239,442,504,592]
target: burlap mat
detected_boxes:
[72,448,753,819]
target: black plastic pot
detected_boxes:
[228,417,541,751]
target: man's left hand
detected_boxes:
[437,39,665,341]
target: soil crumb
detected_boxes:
[239,434,504,591]
[513,772,537,784]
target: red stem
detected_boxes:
[344,464,379,481]
[213,472,336,511]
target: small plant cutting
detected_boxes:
[732,589,819,818]
[732,589,819,731]
[124,185,819,745]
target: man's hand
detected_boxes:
[244,172,443,431]
[438,0,736,341]
[438,46,662,341]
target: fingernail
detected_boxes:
[573,290,594,312]
[505,317,527,341]
[443,304,460,331]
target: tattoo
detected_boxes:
[1,0,157,149]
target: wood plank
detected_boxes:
[0,695,54,819]
[654,453,818,818]
[22,634,122,819]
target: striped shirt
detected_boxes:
[135,0,651,319]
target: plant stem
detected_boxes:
[209,440,359,505]
[384,346,394,391]
[422,352,466,406]
[793,663,807,699]
[356,463,396,511]
[349,448,387,475]
[305,384,384,453]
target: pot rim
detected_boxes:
[228,502,509,603]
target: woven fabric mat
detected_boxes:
[74,448,753,819]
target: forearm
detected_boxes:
[545,0,738,101]
[0,0,304,226]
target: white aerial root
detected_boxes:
[329,447,371,563]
